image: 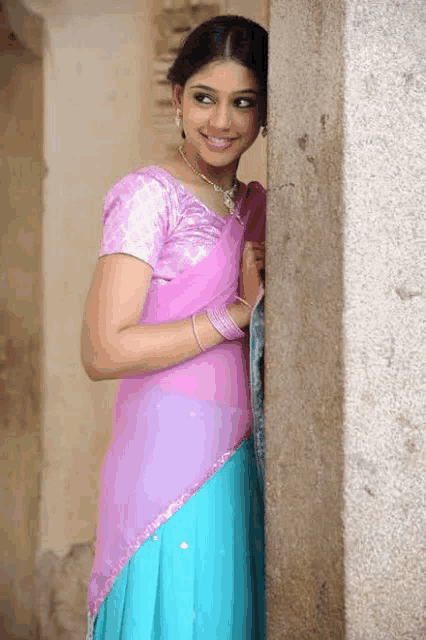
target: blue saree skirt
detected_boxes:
[92,436,265,639]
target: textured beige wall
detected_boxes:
[0,3,42,637]
[39,1,157,556]
[342,1,425,638]
[266,0,345,636]
[266,0,424,638]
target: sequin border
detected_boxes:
[87,610,95,640]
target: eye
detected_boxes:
[235,98,256,108]
[194,93,214,105]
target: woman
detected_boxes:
[82,14,267,639]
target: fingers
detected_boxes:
[244,242,265,253]
[243,241,265,268]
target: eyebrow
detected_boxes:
[189,84,258,95]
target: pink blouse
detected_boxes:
[98,166,265,286]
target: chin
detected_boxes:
[201,141,247,163]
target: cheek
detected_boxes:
[236,113,258,133]
[186,106,209,125]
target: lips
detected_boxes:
[201,133,236,149]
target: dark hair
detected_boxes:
[167,15,268,139]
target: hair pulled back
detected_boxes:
[167,15,268,139]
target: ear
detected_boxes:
[171,84,184,110]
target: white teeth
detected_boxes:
[208,137,232,144]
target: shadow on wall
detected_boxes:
[0,309,41,640]
[0,0,41,91]
[1,1,43,638]
[35,542,95,640]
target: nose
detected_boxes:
[209,101,232,131]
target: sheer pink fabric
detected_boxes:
[99,167,239,286]
[88,168,265,618]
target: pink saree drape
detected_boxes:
[87,183,264,619]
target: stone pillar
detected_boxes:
[266,0,424,638]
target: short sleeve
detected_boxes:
[244,182,266,244]
[98,171,170,270]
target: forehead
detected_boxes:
[187,59,258,91]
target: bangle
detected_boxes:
[206,305,246,341]
[235,296,253,310]
[191,314,205,352]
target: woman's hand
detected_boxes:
[239,241,265,309]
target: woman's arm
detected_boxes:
[81,254,251,382]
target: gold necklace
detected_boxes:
[178,143,239,213]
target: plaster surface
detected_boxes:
[266,0,425,637]
[343,1,425,637]
[1,3,42,636]
[36,0,157,556]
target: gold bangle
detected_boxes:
[191,314,205,352]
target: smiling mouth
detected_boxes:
[201,134,237,148]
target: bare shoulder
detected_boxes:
[156,151,200,187]
[134,151,189,181]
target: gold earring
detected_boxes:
[175,110,182,129]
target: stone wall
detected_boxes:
[266,0,346,635]
[342,1,425,637]
[266,0,425,637]
[0,2,43,637]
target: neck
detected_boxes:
[179,141,239,191]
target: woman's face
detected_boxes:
[173,58,263,168]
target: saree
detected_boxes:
[87,177,266,639]
[250,296,265,495]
